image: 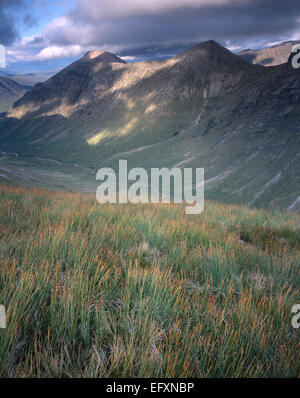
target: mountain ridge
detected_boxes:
[0,40,299,210]
[238,40,300,67]
[7,40,258,119]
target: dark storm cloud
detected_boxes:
[0,0,37,46]
[7,0,300,65]
[48,0,300,57]
[0,0,20,45]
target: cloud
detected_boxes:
[7,36,85,63]
[71,0,235,20]
[52,0,300,57]
[0,0,37,46]
[5,0,300,65]
[33,44,83,61]
[0,0,21,45]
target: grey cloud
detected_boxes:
[0,0,35,46]
[7,0,300,65]
[0,0,20,45]
[45,0,300,58]
[23,13,37,29]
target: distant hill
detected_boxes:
[3,70,59,87]
[1,41,300,210]
[238,40,300,66]
[0,69,58,113]
[0,75,27,113]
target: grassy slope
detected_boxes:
[0,184,299,377]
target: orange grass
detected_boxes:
[0,184,299,377]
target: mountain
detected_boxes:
[238,40,300,66]
[0,75,27,113]
[0,41,299,210]
[2,70,58,87]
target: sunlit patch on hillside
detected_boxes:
[8,102,49,119]
[124,96,135,109]
[42,98,89,118]
[145,104,157,114]
[87,117,139,146]
[87,129,110,145]
[119,117,138,135]
[8,97,89,119]
[93,57,180,95]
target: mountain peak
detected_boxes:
[195,40,223,49]
[82,50,126,64]
[175,39,249,71]
[182,40,229,54]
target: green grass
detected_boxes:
[0,184,299,377]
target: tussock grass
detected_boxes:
[0,184,299,377]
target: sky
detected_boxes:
[1,0,300,73]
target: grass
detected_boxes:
[0,183,299,377]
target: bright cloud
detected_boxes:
[33,45,83,61]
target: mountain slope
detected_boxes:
[0,40,300,210]
[238,41,300,66]
[0,75,27,113]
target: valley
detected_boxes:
[0,41,299,210]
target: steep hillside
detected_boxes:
[0,41,299,210]
[238,41,300,66]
